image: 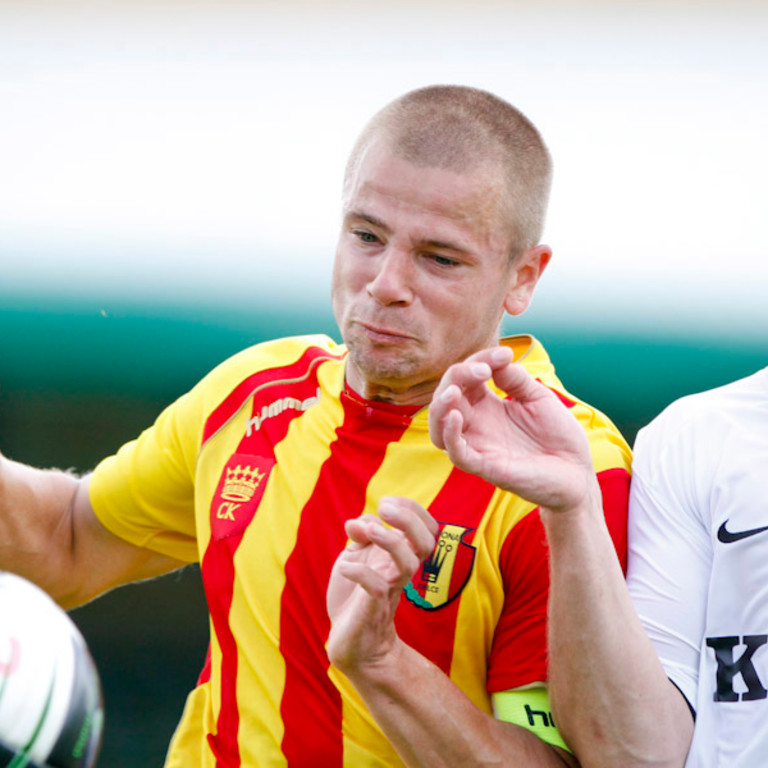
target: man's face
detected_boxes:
[332,139,539,405]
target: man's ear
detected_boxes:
[503,245,552,317]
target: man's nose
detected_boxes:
[366,248,414,305]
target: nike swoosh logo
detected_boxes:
[717,520,768,543]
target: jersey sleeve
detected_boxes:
[627,407,712,710]
[487,508,550,693]
[487,467,629,695]
[89,334,342,565]
[89,386,206,564]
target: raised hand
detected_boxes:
[428,346,598,514]
[326,497,437,674]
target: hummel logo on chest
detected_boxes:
[717,519,768,544]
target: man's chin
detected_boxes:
[347,347,421,387]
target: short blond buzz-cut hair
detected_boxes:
[344,85,553,261]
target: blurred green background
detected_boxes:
[2,297,764,765]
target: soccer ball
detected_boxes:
[0,572,103,768]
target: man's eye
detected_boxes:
[355,230,379,244]
[429,253,458,267]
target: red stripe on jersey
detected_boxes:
[279,392,414,766]
[487,466,630,692]
[596,467,630,572]
[487,508,549,692]
[396,468,497,675]
[201,345,343,445]
[200,349,334,767]
[203,530,248,766]
[197,645,212,686]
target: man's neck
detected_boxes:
[344,372,438,407]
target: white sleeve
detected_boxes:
[626,408,713,711]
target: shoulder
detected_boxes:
[632,367,768,503]
[207,333,345,378]
[154,335,346,444]
[510,334,632,474]
[192,334,346,399]
[636,367,768,458]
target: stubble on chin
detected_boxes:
[343,335,424,392]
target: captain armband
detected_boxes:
[492,687,572,754]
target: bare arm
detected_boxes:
[327,498,577,768]
[0,453,186,609]
[428,347,692,766]
[544,494,693,767]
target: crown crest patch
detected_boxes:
[211,453,275,540]
[221,464,267,502]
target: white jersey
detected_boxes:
[628,366,768,768]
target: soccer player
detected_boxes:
[626,368,768,766]
[0,85,631,767]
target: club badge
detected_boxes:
[404,523,475,611]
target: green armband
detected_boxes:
[492,687,572,754]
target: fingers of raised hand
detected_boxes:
[458,345,514,373]
[344,513,385,551]
[333,519,408,602]
[428,383,462,449]
[378,497,438,558]
[430,347,513,425]
[429,367,487,450]
[334,558,392,601]
[460,346,516,395]
[437,359,492,401]
[439,408,474,469]
[489,360,547,404]
[364,527,422,588]
[339,500,436,589]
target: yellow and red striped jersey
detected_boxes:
[89,333,631,767]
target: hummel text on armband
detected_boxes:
[525,704,556,728]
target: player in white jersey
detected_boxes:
[627,366,768,767]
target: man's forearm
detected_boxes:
[542,496,692,768]
[0,454,80,595]
[339,639,576,768]
[0,455,182,608]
